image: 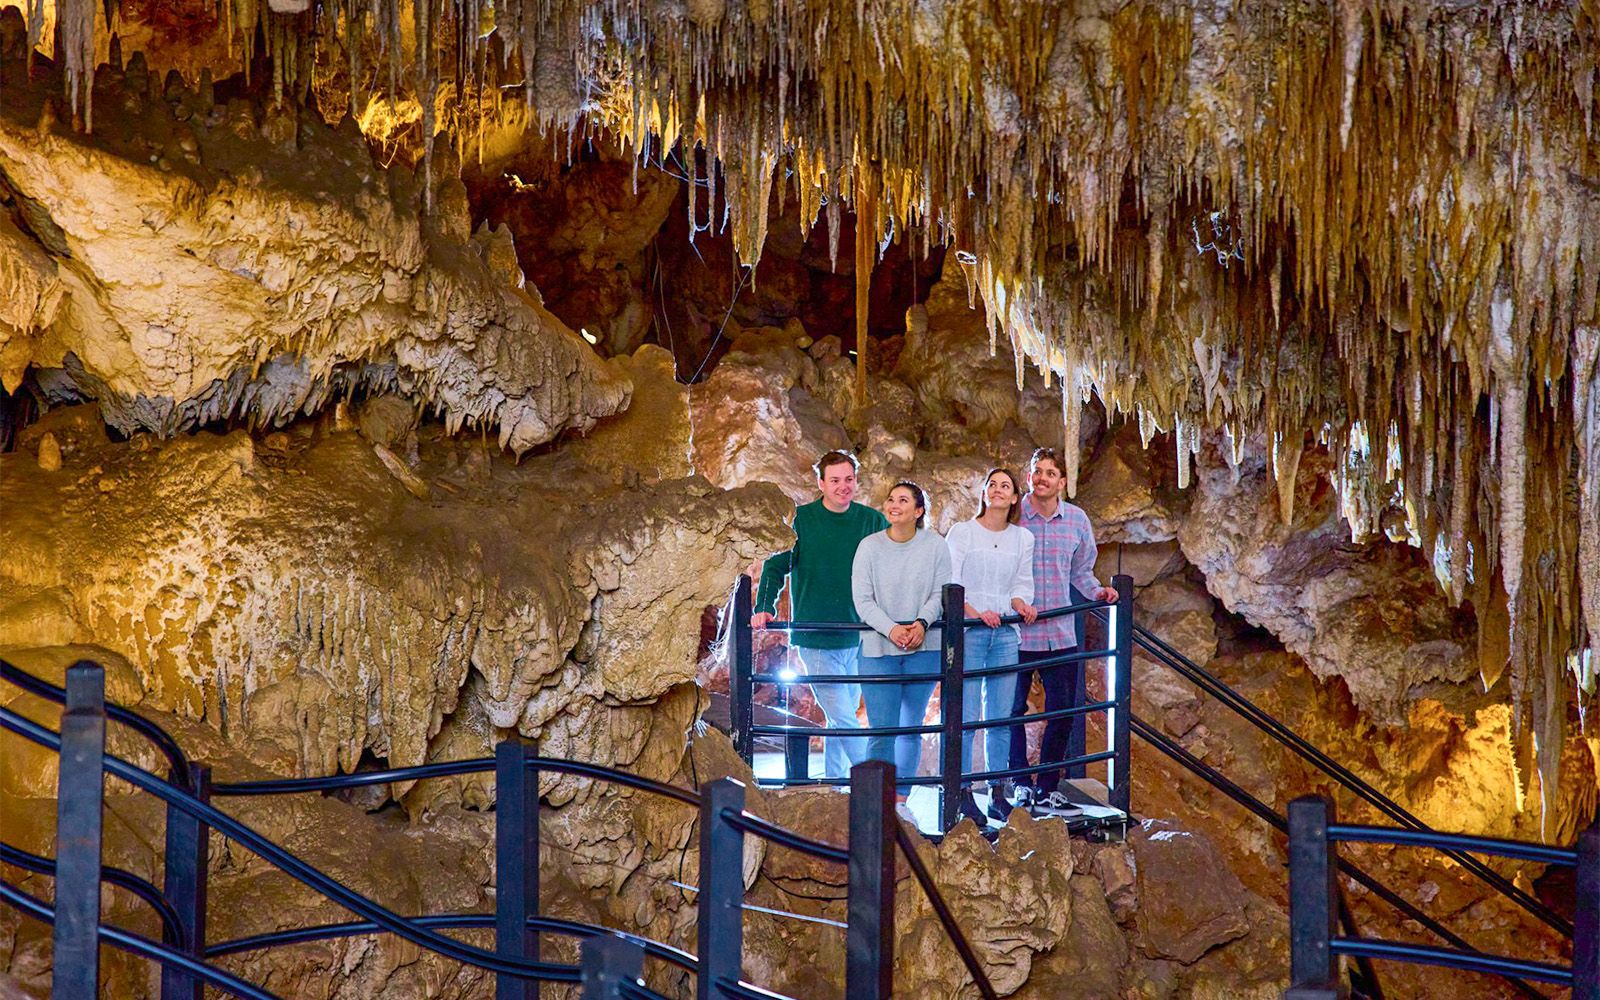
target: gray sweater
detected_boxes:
[851,529,953,658]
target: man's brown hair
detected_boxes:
[1029,447,1063,474]
[814,450,860,479]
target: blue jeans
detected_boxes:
[960,625,1019,782]
[859,651,938,793]
[795,645,865,779]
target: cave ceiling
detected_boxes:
[1,0,1598,782]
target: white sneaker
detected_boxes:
[1035,791,1082,816]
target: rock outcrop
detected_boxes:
[0,403,791,787]
[0,44,628,453]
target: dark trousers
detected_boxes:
[1006,646,1086,795]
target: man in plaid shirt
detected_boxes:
[1006,447,1120,813]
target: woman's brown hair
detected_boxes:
[976,468,1022,524]
[889,480,929,529]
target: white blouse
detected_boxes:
[945,520,1035,619]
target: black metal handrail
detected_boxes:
[0,879,278,1000]
[1286,795,1599,999]
[1131,713,1539,1000]
[211,755,702,807]
[732,577,1137,833]
[1329,938,1572,984]
[0,658,193,788]
[1328,824,1579,867]
[759,597,1110,634]
[0,702,584,983]
[749,645,1101,686]
[206,913,700,972]
[2,657,977,1000]
[1128,622,1572,938]
[0,840,185,947]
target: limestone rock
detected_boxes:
[32,433,58,471]
[1076,420,1184,542]
[0,74,629,453]
[688,351,849,502]
[1026,873,1127,998]
[1177,433,1477,722]
[1130,819,1250,964]
[0,421,792,789]
[566,345,694,486]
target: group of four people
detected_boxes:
[752,447,1117,823]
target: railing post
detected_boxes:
[580,934,645,1000]
[696,778,746,1000]
[939,583,966,832]
[53,661,106,1000]
[782,683,809,781]
[846,761,896,1000]
[160,763,211,1000]
[1575,817,1600,1000]
[496,738,540,1000]
[732,575,754,762]
[1286,794,1343,1000]
[1107,574,1134,813]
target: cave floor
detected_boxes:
[750,751,1127,838]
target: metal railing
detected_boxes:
[0,658,999,999]
[1285,794,1600,999]
[730,574,1136,833]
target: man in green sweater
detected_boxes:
[752,450,888,778]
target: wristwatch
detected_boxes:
[913,618,929,631]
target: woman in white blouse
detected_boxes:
[945,468,1034,823]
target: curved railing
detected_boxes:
[728,571,1598,999]
[0,656,999,1000]
[1284,795,1599,999]
[1,658,194,788]
[730,575,1134,833]
[1130,621,1572,938]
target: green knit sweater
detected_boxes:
[755,499,888,649]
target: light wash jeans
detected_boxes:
[960,625,1020,782]
[859,650,939,793]
[796,645,865,778]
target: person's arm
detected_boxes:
[852,541,900,638]
[1068,513,1116,603]
[753,548,793,618]
[752,547,796,624]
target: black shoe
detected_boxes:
[959,791,986,824]
[984,786,1011,822]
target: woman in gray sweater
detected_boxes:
[851,481,953,798]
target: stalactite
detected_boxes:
[59,0,96,130]
[1574,325,1600,718]
[853,166,874,408]
[1489,293,1529,731]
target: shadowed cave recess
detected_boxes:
[0,0,1598,997]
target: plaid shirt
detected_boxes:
[1017,495,1103,651]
